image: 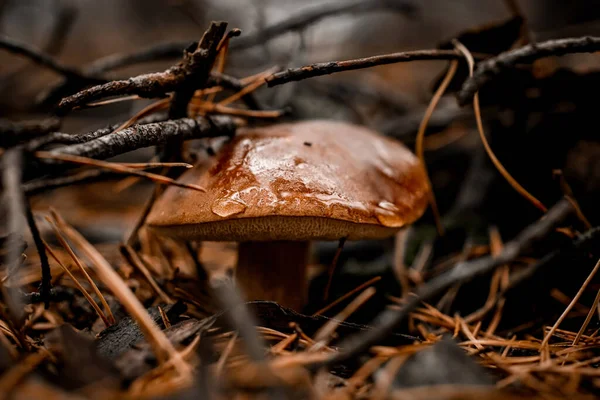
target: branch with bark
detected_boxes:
[46,115,236,160]
[56,22,228,115]
[265,49,473,87]
[0,34,104,92]
[457,36,600,105]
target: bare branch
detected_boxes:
[0,118,60,148]
[265,49,468,87]
[0,35,102,83]
[24,200,51,307]
[56,23,228,116]
[46,115,236,160]
[457,36,600,105]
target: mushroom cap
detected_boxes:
[147,120,430,241]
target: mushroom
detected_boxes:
[146,120,430,310]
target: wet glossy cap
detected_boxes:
[147,120,430,241]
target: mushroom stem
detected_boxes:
[236,241,310,310]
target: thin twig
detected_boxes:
[0,118,60,148]
[168,22,227,120]
[231,0,414,51]
[266,49,472,87]
[65,0,414,80]
[0,35,101,83]
[43,116,236,160]
[323,237,346,301]
[457,36,600,105]
[57,23,227,115]
[23,201,51,308]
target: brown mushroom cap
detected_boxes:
[147,120,430,241]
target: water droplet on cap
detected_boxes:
[211,198,247,217]
[375,210,404,227]
[378,201,399,212]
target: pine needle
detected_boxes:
[453,39,548,213]
[415,59,459,235]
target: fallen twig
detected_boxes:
[23,201,51,308]
[56,23,228,115]
[0,118,60,148]
[0,35,102,83]
[44,115,236,160]
[168,22,227,119]
[266,49,472,87]
[458,36,600,105]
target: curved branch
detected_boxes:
[457,36,600,105]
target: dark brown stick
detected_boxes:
[24,200,51,308]
[168,22,228,119]
[266,49,468,87]
[46,116,236,160]
[0,118,60,148]
[457,36,600,105]
[0,35,102,83]
[56,23,228,116]
[164,22,228,162]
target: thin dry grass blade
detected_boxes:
[542,258,600,348]
[49,210,190,376]
[43,241,110,327]
[121,245,173,304]
[312,287,376,347]
[35,152,206,192]
[218,76,266,106]
[314,276,381,317]
[45,217,115,324]
[415,59,458,235]
[111,97,170,133]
